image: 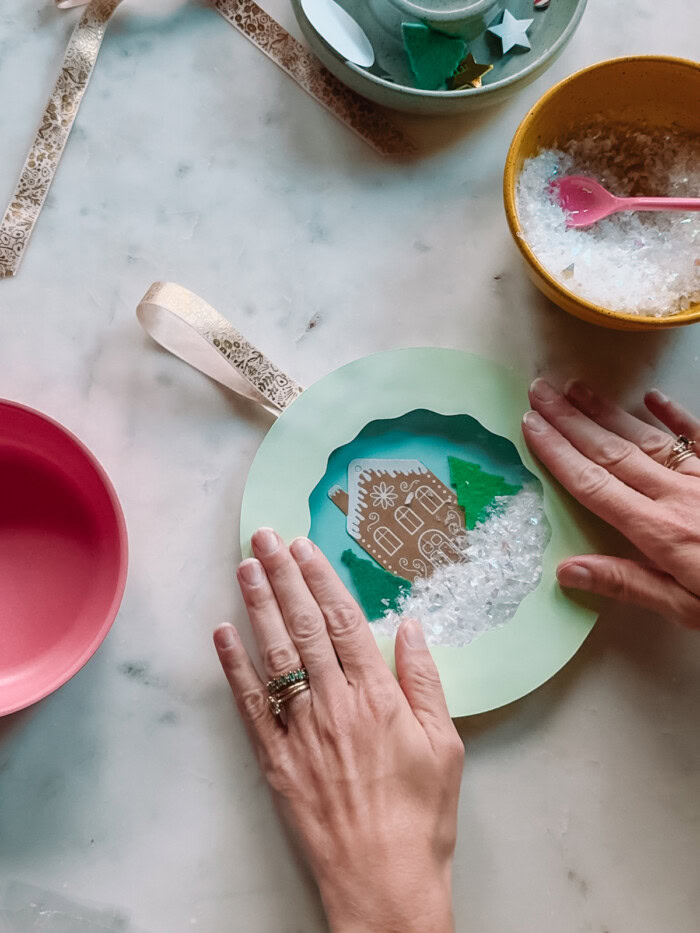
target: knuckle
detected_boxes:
[576,462,611,498]
[325,602,363,639]
[260,753,294,794]
[641,434,673,460]
[240,688,269,723]
[406,661,443,696]
[603,561,630,600]
[597,437,635,468]
[290,609,324,644]
[264,642,300,676]
[363,678,399,720]
[444,733,465,768]
[245,584,273,611]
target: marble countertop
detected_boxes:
[1,0,699,930]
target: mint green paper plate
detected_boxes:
[240,348,600,717]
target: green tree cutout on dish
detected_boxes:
[447,456,521,529]
[341,549,411,622]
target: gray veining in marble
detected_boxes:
[0,1,698,930]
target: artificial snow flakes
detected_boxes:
[516,122,700,316]
[373,487,550,647]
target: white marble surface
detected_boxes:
[1,0,699,930]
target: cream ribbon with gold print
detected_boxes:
[137,282,303,416]
[0,0,414,278]
[0,0,122,278]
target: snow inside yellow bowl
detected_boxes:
[503,56,700,331]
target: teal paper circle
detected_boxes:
[240,348,599,716]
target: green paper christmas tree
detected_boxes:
[448,457,521,529]
[401,23,466,91]
[342,549,411,622]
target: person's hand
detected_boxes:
[522,380,700,627]
[214,529,463,933]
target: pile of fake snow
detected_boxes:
[516,122,700,316]
[372,487,550,648]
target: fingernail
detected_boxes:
[290,537,314,563]
[530,377,558,401]
[238,558,263,586]
[402,618,425,648]
[252,527,278,556]
[523,410,546,432]
[648,388,668,404]
[214,625,237,650]
[565,379,594,405]
[557,562,593,589]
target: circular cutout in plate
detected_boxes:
[0,401,128,716]
[241,349,599,716]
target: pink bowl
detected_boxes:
[0,400,128,716]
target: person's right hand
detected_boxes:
[522,381,700,628]
[214,530,463,933]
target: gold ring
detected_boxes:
[266,667,310,716]
[267,680,310,716]
[664,435,696,471]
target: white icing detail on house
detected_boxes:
[419,528,462,567]
[395,505,424,535]
[346,459,427,539]
[415,484,445,515]
[374,526,402,556]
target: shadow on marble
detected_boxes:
[486,245,678,394]
[456,599,700,753]
[399,97,513,158]
[0,652,108,861]
[127,324,275,434]
[0,707,35,749]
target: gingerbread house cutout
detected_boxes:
[329,459,466,582]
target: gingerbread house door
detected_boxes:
[418,528,462,569]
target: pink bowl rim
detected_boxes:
[0,399,129,717]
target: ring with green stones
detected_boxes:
[266,667,309,696]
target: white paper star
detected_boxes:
[488,9,534,54]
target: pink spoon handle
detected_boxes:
[618,196,700,212]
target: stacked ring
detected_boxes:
[664,435,696,471]
[267,667,310,716]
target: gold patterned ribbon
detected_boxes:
[211,0,415,157]
[0,0,122,278]
[137,282,303,415]
[0,0,414,279]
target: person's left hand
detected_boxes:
[214,530,464,933]
[522,379,700,626]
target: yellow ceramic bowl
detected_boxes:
[503,56,700,331]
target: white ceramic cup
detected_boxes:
[387,0,503,39]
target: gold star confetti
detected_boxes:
[450,53,494,90]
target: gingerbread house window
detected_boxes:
[374,525,402,556]
[395,505,424,535]
[415,484,444,515]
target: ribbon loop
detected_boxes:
[137,282,303,416]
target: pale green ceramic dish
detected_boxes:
[240,348,601,717]
[291,0,588,114]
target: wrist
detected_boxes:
[320,866,454,933]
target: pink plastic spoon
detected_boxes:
[552,175,700,229]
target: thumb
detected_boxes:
[558,556,700,629]
[395,618,453,736]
